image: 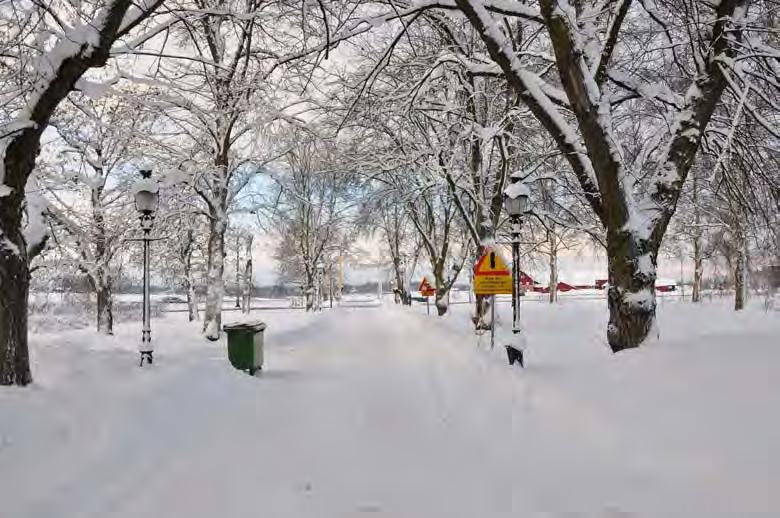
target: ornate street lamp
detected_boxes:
[504,181,530,366]
[132,168,159,366]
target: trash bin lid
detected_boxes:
[223,320,267,332]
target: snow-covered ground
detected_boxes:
[1,298,776,516]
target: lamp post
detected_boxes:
[399,254,407,305]
[132,168,159,366]
[504,181,530,341]
[316,262,325,311]
[402,253,413,305]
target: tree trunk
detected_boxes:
[734,234,747,311]
[305,288,314,311]
[393,256,404,304]
[185,276,199,322]
[472,295,492,330]
[241,235,253,314]
[471,245,491,330]
[202,218,226,340]
[181,228,199,322]
[606,231,658,352]
[692,234,703,303]
[95,279,113,335]
[548,228,558,304]
[242,258,252,314]
[691,166,703,303]
[1,162,32,385]
[0,238,32,386]
[184,257,199,322]
[435,290,450,316]
[433,262,449,316]
[304,270,315,311]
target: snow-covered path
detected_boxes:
[1,300,777,517]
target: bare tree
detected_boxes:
[40,92,149,334]
[269,139,355,311]
[0,0,164,384]
[450,0,762,350]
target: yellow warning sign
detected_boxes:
[474,248,512,295]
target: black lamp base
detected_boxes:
[139,351,153,366]
[505,345,524,367]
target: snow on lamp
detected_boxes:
[503,181,530,217]
[133,169,159,232]
[133,170,159,215]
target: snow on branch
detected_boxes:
[454,0,602,220]
[23,174,49,261]
[643,0,750,242]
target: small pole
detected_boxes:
[679,249,685,301]
[490,294,496,349]
[338,255,343,299]
[426,296,430,315]
[235,234,241,308]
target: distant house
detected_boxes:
[519,271,536,287]
[557,281,575,292]
[519,273,677,294]
[656,279,677,292]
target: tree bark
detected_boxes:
[548,228,558,304]
[692,235,703,303]
[1,142,34,385]
[242,258,253,314]
[95,279,113,335]
[0,229,32,386]
[606,230,658,352]
[734,231,747,311]
[185,274,199,322]
[241,235,253,314]
[433,261,450,316]
[202,218,226,340]
[392,255,404,304]
[472,295,493,330]
[180,228,199,322]
[471,247,492,330]
[691,167,703,303]
[304,269,315,311]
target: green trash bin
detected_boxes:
[223,321,267,375]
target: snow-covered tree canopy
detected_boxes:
[0,0,777,385]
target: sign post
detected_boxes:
[490,295,496,349]
[473,248,513,349]
[419,277,436,315]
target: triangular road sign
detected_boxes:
[419,276,435,296]
[474,248,511,276]
[474,247,512,295]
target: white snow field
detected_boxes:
[1,298,777,517]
